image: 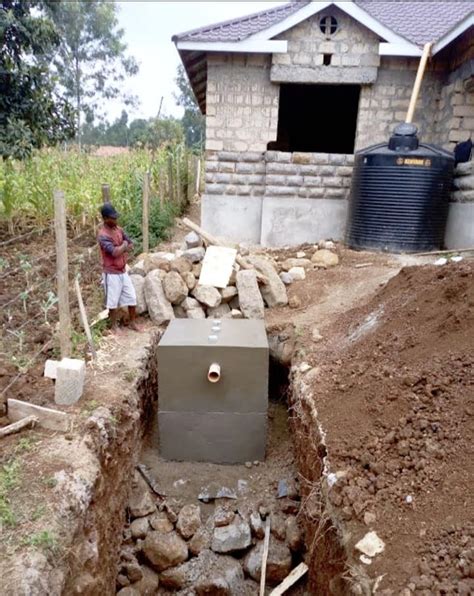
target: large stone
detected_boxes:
[176,504,202,540]
[187,307,206,319]
[248,256,288,308]
[130,274,147,314]
[211,517,251,553]
[144,252,173,274]
[185,231,203,249]
[311,249,339,268]
[123,561,143,583]
[192,285,222,308]
[189,525,212,556]
[170,256,193,275]
[163,271,188,305]
[144,270,174,324]
[133,566,159,595]
[281,258,312,271]
[181,296,200,311]
[142,531,188,572]
[236,270,265,319]
[130,259,146,277]
[183,271,196,291]
[117,588,140,596]
[174,305,186,319]
[159,565,187,590]
[220,286,238,303]
[148,512,173,533]
[184,247,206,263]
[208,303,231,319]
[244,538,292,585]
[288,266,306,281]
[249,512,264,540]
[285,516,303,552]
[128,473,156,519]
[130,517,149,540]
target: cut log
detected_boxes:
[0,415,38,439]
[181,217,268,284]
[7,399,70,432]
[269,563,309,596]
[259,517,271,596]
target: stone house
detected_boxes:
[173,1,474,248]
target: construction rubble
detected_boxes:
[129,227,340,323]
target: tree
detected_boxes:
[0,0,75,160]
[175,65,205,150]
[48,1,138,146]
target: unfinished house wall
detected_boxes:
[205,53,279,153]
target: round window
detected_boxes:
[319,15,338,36]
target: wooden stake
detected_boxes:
[0,415,38,439]
[168,155,174,202]
[176,150,182,207]
[101,184,111,204]
[142,172,150,254]
[269,563,309,596]
[74,277,97,360]
[54,190,72,358]
[195,157,201,194]
[406,42,432,124]
[259,517,271,596]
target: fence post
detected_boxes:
[176,149,182,208]
[101,184,111,204]
[142,172,150,254]
[195,157,201,195]
[54,190,72,358]
[168,154,174,203]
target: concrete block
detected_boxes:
[159,412,266,464]
[445,202,474,249]
[8,398,70,432]
[54,358,86,406]
[201,195,263,244]
[261,197,348,247]
[44,359,59,379]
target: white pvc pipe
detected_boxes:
[208,363,221,383]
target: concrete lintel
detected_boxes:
[261,197,348,247]
[270,64,378,85]
[445,202,474,249]
[201,195,263,244]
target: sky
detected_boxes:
[111,1,283,122]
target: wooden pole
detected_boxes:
[406,42,432,124]
[142,172,150,253]
[54,190,72,358]
[195,157,201,194]
[176,149,182,208]
[259,517,271,596]
[74,277,97,360]
[269,563,309,596]
[0,415,38,439]
[101,184,111,204]
[168,154,174,203]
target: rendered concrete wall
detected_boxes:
[157,320,268,464]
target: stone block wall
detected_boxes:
[272,7,380,84]
[355,58,443,149]
[205,54,279,153]
[205,151,354,200]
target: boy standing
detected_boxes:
[97,204,140,332]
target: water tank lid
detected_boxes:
[393,122,418,137]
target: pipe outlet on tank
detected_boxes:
[208,363,221,383]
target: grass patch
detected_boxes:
[0,459,21,529]
[21,530,58,553]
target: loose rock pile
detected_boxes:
[116,473,305,595]
[129,231,339,322]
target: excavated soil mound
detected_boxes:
[308,263,473,593]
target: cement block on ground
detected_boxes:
[7,398,70,432]
[54,358,86,406]
[445,202,474,249]
[261,197,348,247]
[44,359,59,379]
[201,195,263,244]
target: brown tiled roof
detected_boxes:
[174,1,473,46]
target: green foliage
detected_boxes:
[21,530,58,552]
[47,0,138,139]
[175,65,205,150]
[0,0,75,159]
[0,459,20,529]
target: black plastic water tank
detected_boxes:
[346,124,454,253]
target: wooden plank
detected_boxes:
[0,415,38,439]
[8,399,70,432]
[54,190,72,358]
[142,172,150,253]
[260,517,271,596]
[406,42,432,123]
[74,278,97,360]
[269,563,309,596]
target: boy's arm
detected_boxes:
[122,230,133,247]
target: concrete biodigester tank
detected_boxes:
[346,123,454,253]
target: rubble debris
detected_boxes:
[236,270,265,319]
[211,517,251,553]
[355,531,385,558]
[311,249,339,268]
[142,531,188,571]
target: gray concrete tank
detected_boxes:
[157,319,269,464]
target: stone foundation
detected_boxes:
[446,161,474,249]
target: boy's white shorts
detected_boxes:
[102,273,137,309]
